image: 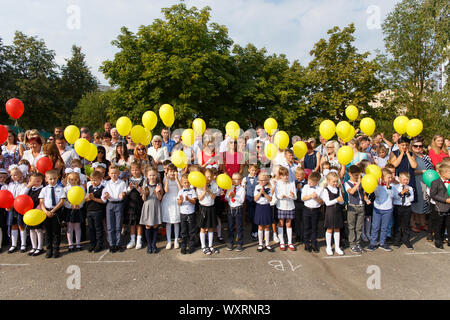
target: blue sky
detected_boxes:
[0,0,399,84]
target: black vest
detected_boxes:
[86,185,106,212]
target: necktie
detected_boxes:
[51,186,56,207]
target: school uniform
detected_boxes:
[63,184,85,223]
[39,184,66,252]
[2,182,29,229]
[301,184,323,248]
[124,176,145,226]
[197,182,218,229]
[429,178,450,247]
[322,186,344,229]
[225,185,245,246]
[254,185,273,226]
[370,184,394,247]
[344,181,365,247]
[85,184,106,248]
[27,186,44,230]
[178,188,197,250]
[275,180,297,220]
[242,175,258,237]
[102,179,127,247]
[392,183,414,245]
[293,179,307,242]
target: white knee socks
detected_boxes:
[265,230,270,247]
[11,229,18,247]
[0,228,3,248]
[334,232,341,249]
[74,223,81,246]
[30,229,37,249]
[200,232,206,248]
[37,229,43,250]
[258,230,264,246]
[287,227,293,245]
[278,227,284,244]
[326,232,332,249]
[67,223,74,246]
[174,223,179,243]
[166,223,172,243]
[20,230,27,248]
[208,232,213,247]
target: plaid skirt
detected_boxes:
[277,209,295,220]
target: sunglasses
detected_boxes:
[412,145,424,148]
[137,148,146,151]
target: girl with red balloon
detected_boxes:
[0,168,8,253]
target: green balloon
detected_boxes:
[422,170,440,188]
[447,184,450,197]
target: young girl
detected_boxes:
[161,164,181,249]
[374,145,389,168]
[254,172,274,252]
[64,172,85,252]
[3,167,29,253]
[26,172,45,256]
[276,167,297,251]
[140,167,163,254]
[70,159,87,188]
[321,172,345,255]
[0,169,7,253]
[125,161,146,250]
[197,168,219,255]
[270,166,280,243]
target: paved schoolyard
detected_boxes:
[1,227,449,300]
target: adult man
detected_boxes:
[55,135,79,167]
[104,122,112,135]
[161,127,176,154]
[111,128,121,146]
[80,129,92,143]
[54,127,63,137]
[358,135,374,163]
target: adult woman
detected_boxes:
[95,145,111,169]
[389,136,417,198]
[2,129,25,169]
[125,135,136,155]
[113,142,133,180]
[347,139,368,167]
[42,142,65,178]
[238,137,250,177]
[428,135,449,167]
[22,136,45,170]
[320,140,345,177]
[197,136,218,170]
[220,139,243,177]
[304,142,320,172]
[147,135,169,182]
[410,137,434,232]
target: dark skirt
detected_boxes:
[7,209,24,227]
[277,209,295,220]
[214,197,226,219]
[198,205,218,229]
[255,204,273,226]
[0,208,6,228]
[64,207,83,223]
[324,205,344,229]
[124,190,144,226]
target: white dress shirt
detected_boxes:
[22,149,45,167]
[301,184,323,209]
[197,181,218,207]
[60,147,79,167]
[39,184,66,209]
[101,179,127,202]
[177,188,197,214]
[321,186,344,206]
[147,146,169,172]
[225,185,245,208]
[254,185,272,205]
[2,182,29,198]
[275,180,297,210]
[392,183,414,206]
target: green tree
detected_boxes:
[0,38,16,124]
[72,90,112,132]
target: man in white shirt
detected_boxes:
[55,135,79,167]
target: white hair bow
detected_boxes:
[9,164,29,176]
[65,167,81,174]
[92,162,107,169]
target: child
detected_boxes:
[101,165,127,253]
[322,172,345,255]
[85,171,106,252]
[197,168,219,255]
[70,159,87,188]
[293,166,307,244]
[276,166,297,251]
[26,172,45,256]
[270,165,280,243]
[177,173,197,254]
[367,168,395,252]
[429,163,450,249]
[225,172,246,251]
[211,168,225,243]
[392,172,414,249]
[242,164,259,241]
[64,172,85,252]
[254,172,274,252]
[0,169,7,253]
[374,145,389,168]
[39,170,66,258]
[345,165,370,253]
[3,167,29,253]
[125,161,146,250]
[301,171,323,253]
[162,164,181,249]
[140,167,164,254]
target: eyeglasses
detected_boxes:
[412,145,424,148]
[137,148,146,151]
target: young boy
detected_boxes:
[429,163,450,249]
[177,173,197,254]
[225,172,246,251]
[392,172,414,249]
[85,171,106,252]
[293,167,307,244]
[345,165,369,253]
[242,164,259,241]
[101,165,127,253]
[283,149,298,183]
[0,169,7,253]
[39,170,66,258]
[301,172,323,253]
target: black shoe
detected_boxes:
[257,245,264,252]
[188,247,195,254]
[45,250,53,258]
[118,246,125,252]
[110,246,117,253]
[312,245,319,253]
[393,241,401,248]
[386,237,393,244]
[33,249,43,256]
[88,245,95,252]
[76,246,82,252]
[379,244,393,252]
[94,246,102,253]
[226,243,233,251]
[53,248,60,258]
[181,247,187,255]
[152,246,158,254]
[217,236,225,243]
[147,247,153,254]
[20,246,27,253]
[236,245,243,252]
[435,242,444,249]
[304,244,311,252]
[28,249,36,256]
[404,242,414,250]
[68,246,75,252]
[8,246,17,254]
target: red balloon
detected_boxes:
[304,168,312,180]
[14,195,34,215]
[0,190,14,209]
[36,157,53,174]
[5,98,25,120]
[0,125,8,145]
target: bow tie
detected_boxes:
[381,183,391,189]
[183,189,190,192]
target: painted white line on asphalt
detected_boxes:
[83,260,136,264]
[323,255,362,259]
[194,257,254,261]
[0,264,30,266]
[405,251,450,255]
[98,251,108,262]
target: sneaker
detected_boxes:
[351,246,362,254]
[367,244,377,251]
[273,233,280,243]
[335,247,344,255]
[136,241,143,250]
[257,245,264,252]
[180,247,187,255]
[236,245,243,252]
[28,249,36,256]
[126,240,136,249]
[174,241,179,249]
[226,243,233,251]
[379,244,392,252]
[209,247,219,254]
[166,242,172,250]
[326,247,333,256]
[404,242,414,250]
[202,247,211,255]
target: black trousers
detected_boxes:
[43,209,62,250]
[303,207,320,246]
[246,200,257,234]
[293,201,304,241]
[180,213,197,249]
[87,211,104,247]
[431,206,450,244]
[393,205,412,243]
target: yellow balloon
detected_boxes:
[171,150,188,169]
[265,143,278,160]
[182,129,195,147]
[274,131,289,150]
[142,129,152,146]
[131,125,146,144]
[23,209,46,226]
[142,111,158,130]
[67,186,85,206]
[188,171,206,188]
[159,104,175,127]
[337,146,354,166]
[361,174,378,194]
[319,120,336,140]
[64,125,80,145]
[86,143,98,162]
[360,117,376,136]
[342,125,355,143]
[216,173,232,190]
[366,164,382,180]
[345,105,359,121]
[192,118,206,136]
[74,138,90,158]
[116,116,132,137]
[336,121,351,139]
[393,116,409,135]
[264,118,278,136]
[293,141,307,159]
[225,121,240,139]
[406,119,423,138]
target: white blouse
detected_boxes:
[147,146,169,172]
[275,181,297,210]
[22,149,45,167]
